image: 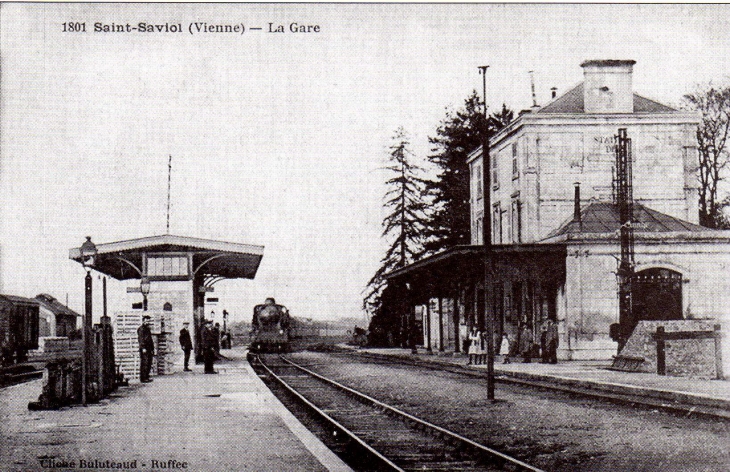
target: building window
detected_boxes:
[492,203,502,244]
[512,143,519,179]
[147,255,189,278]
[475,163,483,199]
[163,302,173,312]
[491,153,499,189]
[511,198,522,243]
[475,215,483,245]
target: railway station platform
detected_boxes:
[339,345,730,415]
[0,348,352,472]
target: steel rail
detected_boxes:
[333,349,730,421]
[279,354,544,472]
[0,369,43,388]
[252,354,405,472]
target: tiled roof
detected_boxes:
[547,202,706,239]
[0,294,39,306]
[35,293,81,317]
[537,83,677,114]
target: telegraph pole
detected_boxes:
[166,155,172,234]
[478,65,495,400]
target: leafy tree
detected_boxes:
[422,93,513,255]
[366,283,409,347]
[683,84,730,228]
[716,195,730,229]
[363,127,427,324]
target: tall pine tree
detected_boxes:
[364,128,427,344]
[422,93,513,255]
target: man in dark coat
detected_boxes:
[202,320,217,374]
[179,321,193,372]
[540,322,549,363]
[519,323,533,363]
[213,322,221,356]
[546,319,559,364]
[137,315,155,383]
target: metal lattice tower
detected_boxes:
[614,128,634,351]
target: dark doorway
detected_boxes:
[632,268,683,322]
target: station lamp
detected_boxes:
[140,276,151,312]
[79,236,97,406]
[80,236,98,270]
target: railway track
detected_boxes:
[0,366,43,388]
[251,353,543,472]
[0,364,43,388]
[327,349,730,421]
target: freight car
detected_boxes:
[0,295,40,366]
[249,298,290,353]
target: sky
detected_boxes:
[1,3,730,324]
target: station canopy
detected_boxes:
[69,234,264,281]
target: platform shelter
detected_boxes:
[69,234,264,366]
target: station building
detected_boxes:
[70,234,263,379]
[388,60,730,371]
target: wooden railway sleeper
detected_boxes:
[277,354,544,472]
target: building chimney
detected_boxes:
[580,59,636,113]
[573,182,582,224]
[551,87,557,99]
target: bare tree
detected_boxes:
[683,84,730,228]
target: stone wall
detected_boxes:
[470,117,699,245]
[561,240,730,362]
[619,320,722,378]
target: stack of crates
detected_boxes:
[113,312,142,381]
[155,312,175,375]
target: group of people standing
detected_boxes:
[137,315,228,383]
[179,318,229,374]
[179,318,226,374]
[467,319,559,365]
[177,319,227,374]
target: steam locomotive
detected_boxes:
[249,298,291,353]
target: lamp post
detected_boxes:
[478,65,496,401]
[80,236,97,406]
[140,277,151,312]
[222,310,229,349]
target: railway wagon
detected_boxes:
[249,299,291,353]
[0,295,40,366]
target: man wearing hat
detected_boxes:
[202,319,218,374]
[137,315,155,383]
[179,321,193,372]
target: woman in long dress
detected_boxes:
[500,332,512,364]
[468,326,481,365]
